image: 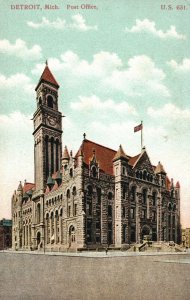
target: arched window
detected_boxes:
[60,208,63,217]
[92,166,97,178]
[139,171,142,179]
[87,185,93,196]
[37,203,40,224]
[66,189,70,199]
[69,225,76,243]
[136,171,139,178]
[38,97,42,106]
[152,192,157,206]
[131,186,136,202]
[168,202,172,211]
[69,168,73,177]
[108,192,113,200]
[73,186,77,196]
[108,205,112,217]
[47,95,53,108]
[143,170,147,180]
[142,189,147,205]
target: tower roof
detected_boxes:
[62,146,70,160]
[113,145,129,162]
[17,181,23,192]
[35,63,59,91]
[176,181,180,188]
[155,161,166,174]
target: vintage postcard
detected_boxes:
[0,0,190,299]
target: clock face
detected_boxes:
[47,116,56,126]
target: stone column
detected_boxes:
[59,217,62,243]
[54,216,57,243]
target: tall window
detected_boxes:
[108,205,112,217]
[74,204,77,216]
[130,208,135,219]
[131,186,136,202]
[92,166,97,178]
[37,203,40,224]
[47,95,53,108]
[152,192,157,206]
[142,189,147,205]
[66,189,70,199]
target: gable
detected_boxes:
[132,151,154,174]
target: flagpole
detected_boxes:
[141,120,143,150]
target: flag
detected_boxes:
[134,123,143,133]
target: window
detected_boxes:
[108,205,112,217]
[122,206,125,218]
[152,192,157,206]
[69,168,73,177]
[168,202,172,211]
[37,203,40,224]
[123,185,127,199]
[73,186,77,196]
[92,166,97,178]
[131,186,136,202]
[38,97,42,106]
[142,209,146,219]
[143,170,147,180]
[108,192,113,200]
[74,204,77,216]
[142,189,147,205]
[47,95,53,108]
[66,189,70,199]
[153,211,156,222]
[68,205,71,217]
[130,208,135,219]
[87,185,92,196]
[122,166,125,175]
[60,208,63,217]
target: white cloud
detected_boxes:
[105,55,170,97]
[0,111,32,127]
[27,17,67,29]
[0,73,34,94]
[70,95,137,115]
[147,103,190,120]
[126,19,186,40]
[27,14,97,31]
[32,52,169,98]
[167,58,190,72]
[70,14,97,31]
[0,39,42,60]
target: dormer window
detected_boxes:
[47,95,53,108]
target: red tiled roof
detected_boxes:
[35,65,59,90]
[23,182,35,193]
[76,139,117,175]
[128,154,141,166]
[75,139,144,175]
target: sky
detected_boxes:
[0,0,190,227]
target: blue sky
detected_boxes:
[0,0,190,227]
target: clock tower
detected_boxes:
[33,62,62,191]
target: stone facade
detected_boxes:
[182,228,190,248]
[12,65,181,251]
